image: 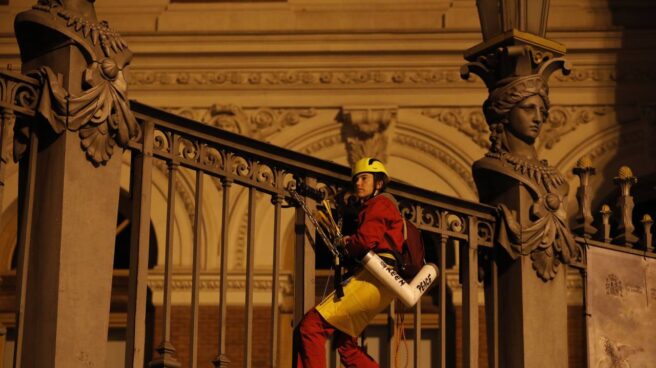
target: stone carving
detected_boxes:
[338,106,397,165]
[469,74,582,281]
[0,71,41,163]
[421,107,490,149]
[165,105,316,140]
[14,1,138,166]
[129,69,477,89]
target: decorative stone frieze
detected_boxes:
[129,69,478,89]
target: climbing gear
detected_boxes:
[288,185,346,299]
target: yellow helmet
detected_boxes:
[352,157,389,178]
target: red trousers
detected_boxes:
[294,308,378,368]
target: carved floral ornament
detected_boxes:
[13,2,139,166]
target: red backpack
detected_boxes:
[379,194,426,280]
[385,219,426,280]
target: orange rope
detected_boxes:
[394,309,409,368]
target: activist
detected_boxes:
[294,157,404,368]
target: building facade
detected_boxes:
[0,0,655,367]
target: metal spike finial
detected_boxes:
[572,156,597,237]
[613,166,639,246]
[600,204,612,243]
[641,214,654,252]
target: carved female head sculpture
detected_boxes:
[483,75,549,154]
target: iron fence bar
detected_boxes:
[388,300,397,367]
[213,178,232,367]
[439,234,448,368]
[190,171,204,368]
[490,259,499,368]
[163,161,178,346]
[463,217,479,368]
[13,131,38,368]
[0,109,14,214]
[293,188,316,326]
[244,186,257,368]
[330,345,337,368]
[150,158,182,367]
[125,120,155,368]
[414,299,421,368]
[270,194,283,368]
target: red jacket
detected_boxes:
[346,194,404,259]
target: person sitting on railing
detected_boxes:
[294,157,404,368]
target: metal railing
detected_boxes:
[124,101,499,367]
[0,68,500,367]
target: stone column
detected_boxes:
[462,19,578,366]
[477,172,569,368]
[13,2,138,366]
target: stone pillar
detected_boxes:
[478,173,569,368]
[13,2,138,366]
[462,11,579,365]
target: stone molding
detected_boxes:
[392,133,476,192]
[126,66,656,90]
[130,69,478,90]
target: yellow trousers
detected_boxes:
[315,265,395,337]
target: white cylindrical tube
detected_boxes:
[361,251,439,307]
